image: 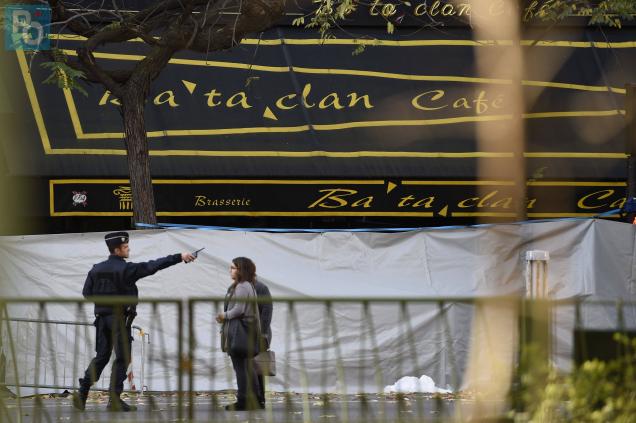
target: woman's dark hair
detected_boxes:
[232,257,256,283]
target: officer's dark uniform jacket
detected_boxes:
[254,281,273,349]
[83,254,182,316]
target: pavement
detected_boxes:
[1,391,493,422]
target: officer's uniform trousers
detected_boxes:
[81,313,132,394]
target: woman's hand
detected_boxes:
[216,312,225,323]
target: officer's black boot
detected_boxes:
[107,394,137,412]
[72,379,90,411]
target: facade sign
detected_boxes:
[50,179,626,219]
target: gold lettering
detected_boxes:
[458,197,479,208]
[491,198,513,209]
[276,93,298,110]
[154,90,179,107]
[477,191,498,208]
[381,3,397,17]
[412,90,447,111]
[492,94,504,109]
[611,198,626,208]
[474,90,489,114]
[413,3,426,16]
[226,92,252,109]
[441,4,455,16]
[308,189,357,209]
[204,89,222,107]
[430,0,441,16]
[319,93,345,110]
[457,3,471,16]
[374,1,475,19]
[302,83,315,108]
[577,190,614,210]
[526,198,537,209]
[351,197,374,208]
[98,90,121,106]
[193,195,251,207]
[398,195,415,207]
[98,91,109,106]
[453,97,471,110]
[413,197,435,208]
[369,0,381,16]
[347,93,374,109]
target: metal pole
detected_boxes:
[525,251,550,298]
[177,302,183,422]
[626,84,636,223]
[188,301,194,421]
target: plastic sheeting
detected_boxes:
[0,219,635,393]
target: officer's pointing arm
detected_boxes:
[124,252,196,282]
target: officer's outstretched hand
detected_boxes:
[181,252,196,263]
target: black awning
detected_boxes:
[0,25,632,181]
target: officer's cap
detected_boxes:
[105,231,129,249]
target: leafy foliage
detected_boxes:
[306,0,358,39]
[515,334,636,422]
[40,50,88,96]
[304,0,636,40]
[525,0,636,28]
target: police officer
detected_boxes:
[73,232,196,412]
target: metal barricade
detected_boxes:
[0,296,633,423]
[186,296,484,422]
[0,317,149,393]
[186,296,636,423]
[0,298,185,423]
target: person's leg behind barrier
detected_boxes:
[257,373,265,408]
[107,314,136,412]
[228,355,247,409]
[245,358,260,410]
[74,315,113,411]
[226,355,260,411]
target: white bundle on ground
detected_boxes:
[383,375,451,394]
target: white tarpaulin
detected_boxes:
[0,218,635,394]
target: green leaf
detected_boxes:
[352,44,366,56]
[40,61,88,97]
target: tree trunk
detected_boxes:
[122,87,156,225]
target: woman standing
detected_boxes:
[216,257,262,411]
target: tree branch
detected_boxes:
[188,0,285,52]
